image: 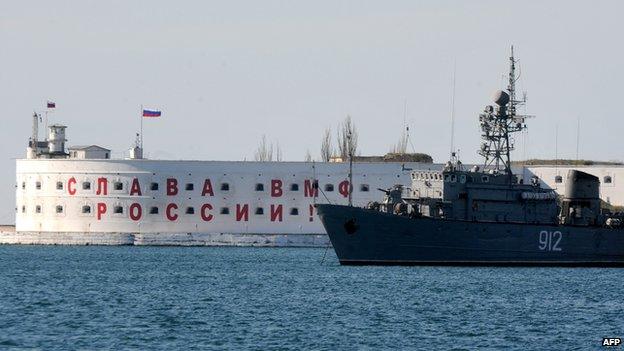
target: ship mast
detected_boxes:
[478,46,528,174]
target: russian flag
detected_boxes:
[142,109,161,117]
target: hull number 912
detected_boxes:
[538,230,562,251]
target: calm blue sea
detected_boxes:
[0,246,621,350]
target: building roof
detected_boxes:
[67,145,110,151]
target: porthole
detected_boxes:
[150,183,159,191]
[149,207,159,214]
[221,183,230,191]
[255,207,264,215]
[255,183,264,191]
[113,206,124,214]
[185,207,195,214]
[56,181,64,190]
[82,205,91,214]
[324,184,334,192]
[290,183,299,191]
[82,182,91,190]
[56,205,64,214]
[290,208,299,215]
[360,184,370,192]
[185,183,194,191]
[113,182,123,191]
[220,207,230,215]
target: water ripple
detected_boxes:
[0,246,621,350]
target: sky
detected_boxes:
[1,0,623,223]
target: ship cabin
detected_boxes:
[408,164,560,224]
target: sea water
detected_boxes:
[0,246,621,350]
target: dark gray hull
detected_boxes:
[317,204,624,266]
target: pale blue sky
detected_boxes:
[1,1,623,223]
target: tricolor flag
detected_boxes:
[142,109,161,117]
[47,101,56,109]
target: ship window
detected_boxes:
[36,181,41,190]
[221,183,230,191]
[21,205,26,213]
[255,207,264,215]
[185,183,194,191]
[290,183,299,191]
[82,182,91,190]
[56,181,64,190]
[82,205,91,214]
[450,175,457,183]
[255,183,264,191]
[150,206,159,214]
[21,182,26,190]
[105,152,109,159]
[444,174,450,182]
[360,184,370,192]
[56,205,63,214]
[185,207,195,214]
[324,184,334,192]
[35,205,42,214]
[481,176,489,183]
[220,207,230,215]
[150,182,159,191]
[555,175,563,183]
[113,206,123,214]
[460,175,466,184]
[113,182,123,190]
[290,208,299,215]
[604,176,612,184]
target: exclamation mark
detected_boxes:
[309,204,314,222]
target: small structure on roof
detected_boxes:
[68,145,111,159]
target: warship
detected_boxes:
[317,49,624,266]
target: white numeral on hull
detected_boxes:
[538,230,562,251]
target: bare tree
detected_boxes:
[337,115,358,160]
[320,127,333,162]
[254,135,273,161]
[304,149,313,162]
[275,141,282,162]
[390,128,408,154]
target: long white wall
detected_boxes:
[16,159,441,233]
[522,166,624,206]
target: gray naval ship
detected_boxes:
[317,50,624,266]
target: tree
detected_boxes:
[337,115,358,160]
[275,141,282,162]
[390,127,409,154]
[254,135,273,161]
[320,127,333,162]
[304,149,313,162]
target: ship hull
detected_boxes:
[316,204,624,266]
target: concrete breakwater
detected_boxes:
[0,227,330,247]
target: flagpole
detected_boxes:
[140,104,143,149]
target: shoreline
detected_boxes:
[0,229,330,247]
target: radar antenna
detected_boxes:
[478,46,530,174]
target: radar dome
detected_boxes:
[493,90,510,106]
